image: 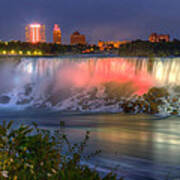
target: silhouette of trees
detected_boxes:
[119,40,180,57]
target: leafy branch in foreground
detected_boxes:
[0,121,120,180]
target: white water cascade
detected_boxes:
[0,56,180,114]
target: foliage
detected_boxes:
[0,41,98,56]
[119,40,180,57]
[0,121,119,180]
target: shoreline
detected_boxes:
[0,54,180,58]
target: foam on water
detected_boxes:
[0,56,180,116]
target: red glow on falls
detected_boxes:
[56,58,155,96]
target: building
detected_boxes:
[149,33,170,43]
[25,24,46,43]
[70,31,86,45]
[98,40,130,51]
[53,24,61,44]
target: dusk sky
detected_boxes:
[0,0,180,43]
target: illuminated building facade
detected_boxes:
[25,24,46,43]
[149,33,170,43]
[70,31,86,45]
[98,40,130,51]
[53,24,61,44]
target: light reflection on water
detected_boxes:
[0,110,180,178]
[26,113,180,179]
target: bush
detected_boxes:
[0,121,120,180]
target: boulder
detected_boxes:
[0,96,10,104]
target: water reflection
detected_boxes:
[90,116,180,165]
[34,114,180,179]
[35,114,180,166]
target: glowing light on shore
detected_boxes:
[2,50,7,55]
[38,51,42,55]
[10,50,16,55]
[27,51,31,55]
[19,51,23,55]
[33,51,38,55]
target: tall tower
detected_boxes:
[53,24,61,44]
[25,24,46,43]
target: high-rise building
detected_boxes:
[25,24,46,43]
[70,31,86,45]
[53,24,61,44]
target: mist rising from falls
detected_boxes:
[0,57,180,115]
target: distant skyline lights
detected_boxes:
[24,23,171,45]
[25,23,89,45]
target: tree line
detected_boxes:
[0,41,98,55]
[119,39,180,57]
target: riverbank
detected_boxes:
[2,40,180,58]
[0,53,117,58]
[0,120,118,179]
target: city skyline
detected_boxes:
[0,0,180,43]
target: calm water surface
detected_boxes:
[1,112,180,180]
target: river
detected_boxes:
[0,56,180,179]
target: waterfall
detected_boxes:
[0,56,179,114]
